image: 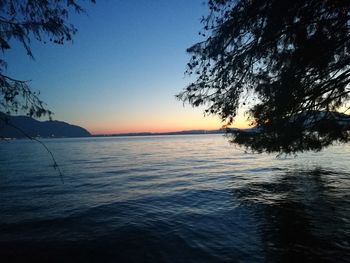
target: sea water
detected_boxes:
[1,134,349,262]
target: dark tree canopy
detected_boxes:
[0,0,94,118]
[178,0,350,154]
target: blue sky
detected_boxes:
[4,0,247,134]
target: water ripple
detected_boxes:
[1,135,350,262]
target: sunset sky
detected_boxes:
[5,0,249,134]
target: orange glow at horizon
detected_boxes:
[85,112,250,135]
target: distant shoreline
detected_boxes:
[0,129,234,140]
[1,129,245,140]
[92,129,232,137]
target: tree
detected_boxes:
[0,0,95,118]
[178,0,350,154]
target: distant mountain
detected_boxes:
[296,111,350,128]
[0,113,91,138]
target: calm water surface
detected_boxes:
[1,134,350,262]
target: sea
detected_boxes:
[0,134,350,262]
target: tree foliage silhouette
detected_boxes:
[0,0,95,118]
[178,0,350,154]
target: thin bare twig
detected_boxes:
[0,116,64,183]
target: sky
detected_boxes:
[4,0,249,134]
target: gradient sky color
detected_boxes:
[5,0,249,134]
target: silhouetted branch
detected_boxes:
[0,0,95,118]
[179,0,350,153]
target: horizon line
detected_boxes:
[90,127,245,136]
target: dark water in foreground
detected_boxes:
[1,134,350,262]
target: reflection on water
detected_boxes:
[0,135,349,262]
[235,168,350,262]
